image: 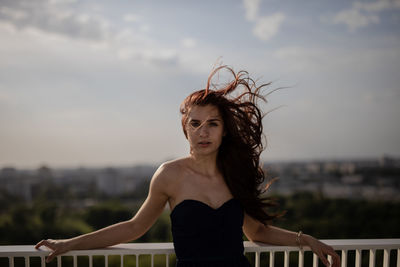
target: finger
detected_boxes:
[35,240,53,250]
[333,253,341,267]
[35,240,45,249]
[36,239,56,251]
[317,252,330,267]
[327,249,340,267]
[46,251,58,263]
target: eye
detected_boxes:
[190,121,200,128]
[209,122,218,127]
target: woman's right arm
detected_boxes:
[35,164,171,262]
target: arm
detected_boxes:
[243,213,340,267]
[35,164,170,262]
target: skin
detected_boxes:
[35,104,340,267]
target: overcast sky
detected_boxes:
[0,0,399,168]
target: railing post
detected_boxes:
[369,249,376,267]
[269,251,275,267]
[255,251,260,267]
[40,256,46,267]
[355,249,361,267]
[298,250,304,267]
[57,256,62,267]
[383,249,390,267]
[313,253,318,267]
[397,249,400,267]
[341,250,347,267]
[284,251,289,267]
[73,255,77,267]
[8,256,14,267]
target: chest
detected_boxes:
[170,174,233,210]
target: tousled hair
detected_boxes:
[180,65,280,224]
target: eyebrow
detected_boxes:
[190,118,222,122]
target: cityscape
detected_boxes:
[1,154,399,205]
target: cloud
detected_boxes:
[331,0,400,31]
[354,0,400,12]
[0,0,111,41]
[0,0,179,67]
[242,0,285,41]
[243,0,260,21]
[333,6,379,31]
[253,13,285,41]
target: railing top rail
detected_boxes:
[0,243,177,257]
[245,239,400,252]
[1,239,399,257]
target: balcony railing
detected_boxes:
[1,239,399,267]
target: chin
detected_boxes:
[193,148,219,157]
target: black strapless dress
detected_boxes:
[170,198,251,267]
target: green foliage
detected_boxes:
[1,192,399,246]
[136,212,173,242]
[0,197,93,244]
[84,200,134,230]
[274,192,400,239]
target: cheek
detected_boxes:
[185,128,196,142]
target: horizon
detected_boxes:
[1,153,397,171]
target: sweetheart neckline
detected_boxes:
[170,198,236,216]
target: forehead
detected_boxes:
[187,105,221,120]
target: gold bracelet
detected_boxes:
[296,231,303,249]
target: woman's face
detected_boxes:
[185,105,225,157]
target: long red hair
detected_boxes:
[180,65,279,224]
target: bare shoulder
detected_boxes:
[157,158,189,177]
[150,158,188,193]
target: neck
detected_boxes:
[188,152,219,177]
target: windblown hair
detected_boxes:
[180,65,279,224]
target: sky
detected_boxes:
[0,0,399,169]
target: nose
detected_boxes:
[198,125,209,137]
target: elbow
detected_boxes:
[124,220,141,242]
[246,227,260,243]
[125,219,147,241]
[247,233,262,243]
[247,224,270,243]
[247,235,258,242]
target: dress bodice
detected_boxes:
[170,198,250,267]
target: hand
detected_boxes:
[35,239,72,263]
[304,235,340,267]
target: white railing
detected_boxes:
[1,239,399,267]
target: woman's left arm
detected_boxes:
[243,213,340,267]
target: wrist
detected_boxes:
[301,234,314,247]
[66,237,80,250]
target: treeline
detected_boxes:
[1,191,399,246]
[0,194,171,245]
[273,192,400,239]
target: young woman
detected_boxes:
[36,66,340,267]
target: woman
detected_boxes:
[36,66,340,267]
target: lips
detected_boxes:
[198,141,211,147]
[198,141,211,145]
